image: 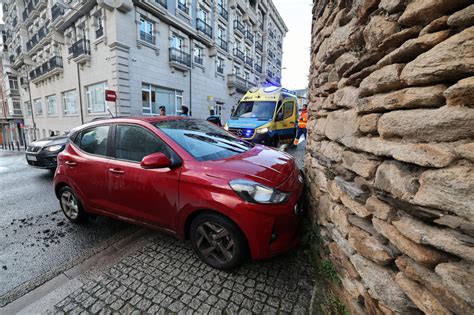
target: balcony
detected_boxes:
[169,47,191,70]
[140,31,156,44]
[96,27,104,39]
[51,3,65,21]
[233,20,245,36]
[268,50,274,61]
[29,56,63,82]
[68,39,91,63]
[255,41,262,52]
[269,30,275,39]
[227,74,255,93]
[277,41,282,49]
[196,19,212,38]
[233,48,245,62]
[178,2,189,14]
[245,56,253,68]
[218,3,228,20]
[155,0,167,8]
[276,59,282,67]
[26,25,49,52]
[245,31,254,44]
[255,64,262,73]
[217,38,228,51]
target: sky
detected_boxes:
[272,0,312,90]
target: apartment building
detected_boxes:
[2,0,287,143]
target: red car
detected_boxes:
[54,117,304,269]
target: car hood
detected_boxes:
[30,136,68,148]
[227,118,271,129]
[204,145,296,188]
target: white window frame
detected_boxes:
[62,90,78,116]
[85,82,107,114]
[47,94,57,116]
[34,98,43,116]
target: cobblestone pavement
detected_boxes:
[51,233,313,314]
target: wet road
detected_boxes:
[0,151,135,305]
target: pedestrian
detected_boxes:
[180,106,189,116]
[159,106,166,116]
[294,104,308,145]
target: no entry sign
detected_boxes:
[105,90,117,102]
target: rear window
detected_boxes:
[154,119,253,161]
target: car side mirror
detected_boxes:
[141,152,171,169]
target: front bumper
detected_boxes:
[25,151,59,169]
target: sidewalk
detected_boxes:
[4,229,314,314]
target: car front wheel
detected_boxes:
[59,186,87,223]
[190,213,247,270]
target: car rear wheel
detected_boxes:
[59,186,87,224]
[190,213,247,270]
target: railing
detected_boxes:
[51,3,65,21]
[178,2,189,14]
[26,25,48,51]
[29,56,63,80]
[196,18,212,38]
[155,0,167,8]
[218,38,228,51]
[228,74,255,92]
[218,3,228,20]
[194,55,203,65]
[269,30,275,39]
[69,39,91,57]
[233,48,245,62]
[140,31,155,44]
[96,28,104,38]
[277,41,282,49]
[268,50,274,60]
[234,20,245,35]
[169,48,191,67]
[245,56,253,67]
[255,64,262,73]
[255,41,263,52]
[245,31,254,43]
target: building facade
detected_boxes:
[2,0,287,143]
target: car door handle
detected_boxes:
[65,161,77,166]
[109,168,125,175]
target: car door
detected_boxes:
[66,124,114,212]
[274,100,296,140]
[107,123,181,230]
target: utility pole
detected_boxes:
[24,69,37,141]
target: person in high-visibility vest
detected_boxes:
[294,104,308,145]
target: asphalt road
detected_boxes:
[0,150,135,305]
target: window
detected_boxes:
[86,82,106,114]
[178,0,188,13]
[283,101,294,119]
[140,17,154,44]
[198,8,208,23]
[171,35,184,50]
[115,125,170,162]
[34,98,43,116]
[142,83,183,115]
[217,57,224,74]
[47,95,57,116]
[63,90,78,115]
[8,76,18,91]
[194,46,203,65]
[12,101,22,116]
[233,66,241,76]
[76,125,110,156]
[25,101,32,117]
[217,26,226,41]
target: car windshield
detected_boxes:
[154,119,254,161]
[231,101,277,120]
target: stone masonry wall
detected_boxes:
[306,0,474,314]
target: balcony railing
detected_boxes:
[194,55,203,65]
[268,50,274,61]
[22,0,41,22]
[29,56,63,80]
[255,41,263,52]
[140,31,155,44]
[234,20,245,35]
[227,74,255,93]
[245,31,254,43]
[196,18,212,38]
[155,0,167,8]
[69,39,91,58]
[269,30,275,39]
[218,3,228,20]
[178,2,189,14]
[277,41,282,49]
[51,3,65,21]
[218,38,228,51]
[169,48,191,67]
[233,48,245,62]
[255,64,262,73]
[245,56,253,67]
[26,25,49,51]
[96,27,104,38]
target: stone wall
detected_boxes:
[306,0,474,313]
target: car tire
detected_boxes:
[190,213,248,270]
[59,186,87,224]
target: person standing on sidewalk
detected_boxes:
[294,104,308,145]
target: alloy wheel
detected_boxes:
[61,190,79,220]
[195,222,235,265]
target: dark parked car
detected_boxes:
[54,117,304,269]
[26,135,68,169]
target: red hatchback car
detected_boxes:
[54,117,304,269]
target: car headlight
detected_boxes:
[224,123,229,131]
[45,145,63,152]
[229,179,290,204]
[256,127,270,134]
